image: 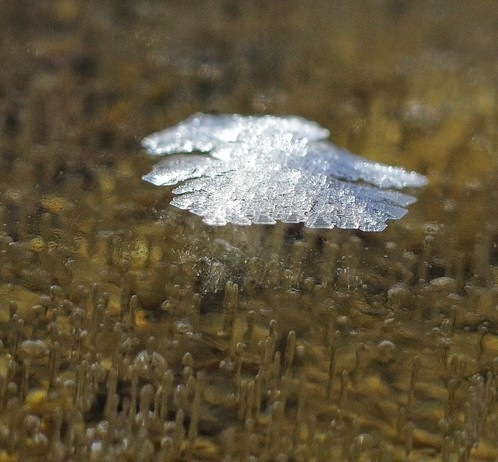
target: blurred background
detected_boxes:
[0,1,497,460]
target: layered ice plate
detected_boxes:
[142,113,427,231]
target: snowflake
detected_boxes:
[142,114,426,231]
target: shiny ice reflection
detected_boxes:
[142,114,426,231]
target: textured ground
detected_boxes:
[0,1,497,460]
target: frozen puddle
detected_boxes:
[142,114,426,231]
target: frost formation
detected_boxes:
[142,114,426,231]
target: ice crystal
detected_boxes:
[142,114,426,231]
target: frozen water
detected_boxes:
[142,113,427,231]
[142,113,329,157]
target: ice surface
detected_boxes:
[142,114,427,231]
[142,113,329,156]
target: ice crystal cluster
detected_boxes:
[142,114,426,231]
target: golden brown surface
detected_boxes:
[0,1,497,460]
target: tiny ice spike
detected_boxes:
[142,113,427,231]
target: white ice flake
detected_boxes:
[142,113,427,231]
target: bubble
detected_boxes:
[19,340,49,359]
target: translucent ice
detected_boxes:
[142,113,426,231]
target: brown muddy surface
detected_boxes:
[0,1,497,460]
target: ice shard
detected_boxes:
[142,113,426,231]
